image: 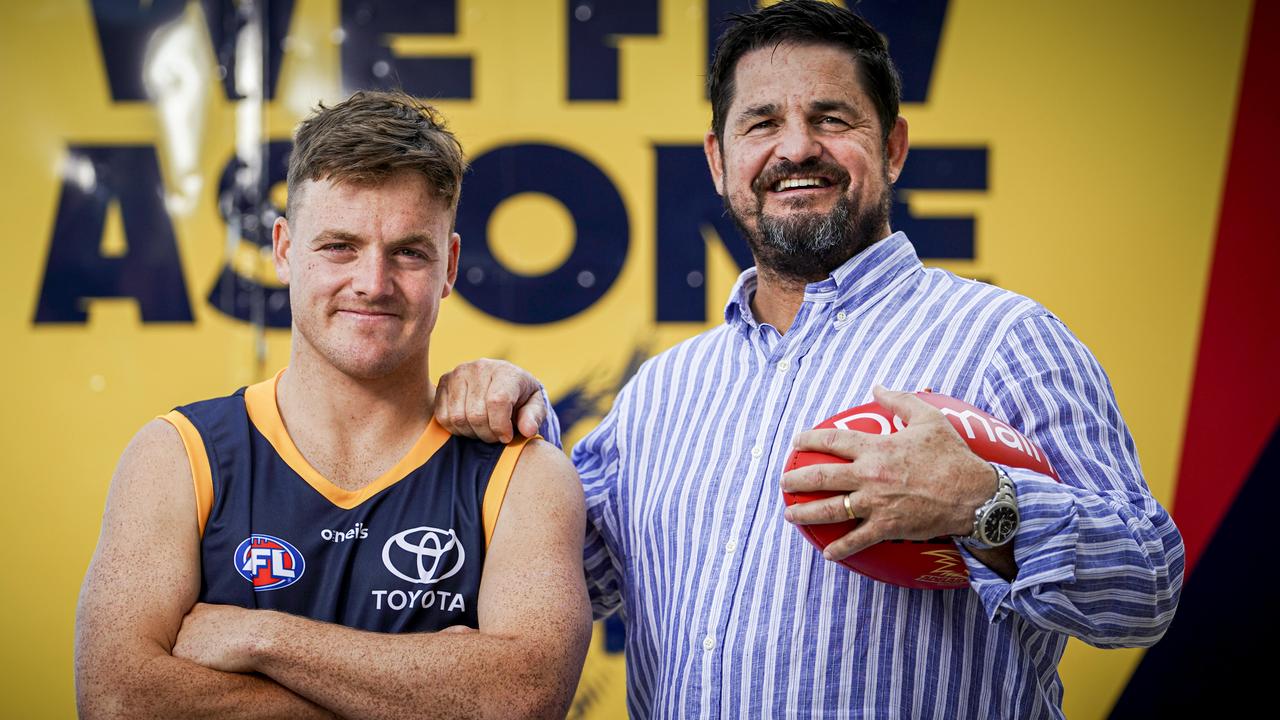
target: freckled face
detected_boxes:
[272,171,459,380]
[706,42,907,280]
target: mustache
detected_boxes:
[752,158,851,194]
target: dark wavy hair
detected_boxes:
[708,0,902,145]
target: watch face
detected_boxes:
[982,506,1019,545]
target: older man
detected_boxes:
[441,2,1184,717]
[75,91,591,720]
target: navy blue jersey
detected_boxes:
[160,370,528,633]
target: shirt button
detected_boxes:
[777,359,790,371]
[836,311,848,322]
[725,539,737,554]
[751,446,762,458]
[703,635,715,651]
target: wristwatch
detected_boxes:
[961,464,1019,550]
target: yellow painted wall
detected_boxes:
[0,1,1250,717]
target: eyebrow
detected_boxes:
[734,99,864,126]
[737,103,779,123]
[312,230,439,261]
[312,229,361,246]
[810,99,861,116]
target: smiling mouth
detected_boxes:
[337,309,398,319]
[771,177,833,192]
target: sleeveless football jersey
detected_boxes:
[159,369,530,633]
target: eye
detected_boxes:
[745,119,776,133]
[817,116,849,127]
[320,242,354,253]
[394,247,429,261]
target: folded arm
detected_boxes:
[173,439,592,720]
[75,420,334,720]
[963,313,1185,648]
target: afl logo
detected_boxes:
[382,526,466,585]
[235,534,305,591]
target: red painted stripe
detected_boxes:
[1173,0,1280,578]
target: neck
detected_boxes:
[749,266,809,334]
[748,224,892,334]
[278,344,434,447]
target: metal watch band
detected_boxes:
[961,464,1018,550]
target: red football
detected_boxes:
[782,392,1060,590]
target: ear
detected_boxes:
[442,232,460,298]
[272,216,292,285]
[886,116,909,184]
[704,130,726,197]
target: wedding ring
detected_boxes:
[843,493,858,521]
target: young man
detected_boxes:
[438,2,1183,717]
[75,91,591,720]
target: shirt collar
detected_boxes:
[723,231,922,327]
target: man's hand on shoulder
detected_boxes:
[435,359,546,443]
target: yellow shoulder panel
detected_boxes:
[482,436,538,548]
[158,410,215,537]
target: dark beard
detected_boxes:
[727,162,892,284]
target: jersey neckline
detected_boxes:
[243,368,451,509]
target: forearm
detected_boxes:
[76,419,339,720]
[247,612,582,720]
[972,313,1185,646]
[963,468,1184,647]
[965,543,1016,580]
[77,642,336,720]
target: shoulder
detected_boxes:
[119,417,193,486]
[926,273,1089,352]
[917,267,1049,321]
[509,440,583,512]
[94,418,200,565]
[622,324,739,398]
[906,267,1065,352]
[486,440,584,567]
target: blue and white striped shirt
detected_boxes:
[573,232,1183,718]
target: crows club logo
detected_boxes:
[234,534,305,591]
[382,526,466,585]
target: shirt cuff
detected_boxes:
[960,465,1080,622]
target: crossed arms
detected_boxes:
[75,419,591,719]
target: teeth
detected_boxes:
[774,177,828,191]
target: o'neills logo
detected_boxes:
[320,522,369,543]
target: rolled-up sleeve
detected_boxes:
[962,313,1185,648]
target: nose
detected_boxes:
[351,252,393,298]
[775,119,822,165]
